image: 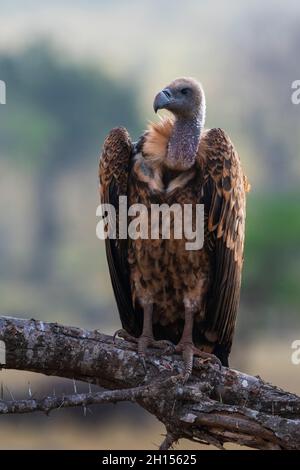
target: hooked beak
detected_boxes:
[153,88,172,113]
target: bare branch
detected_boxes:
[0,316,300,450]
[159,431,178,450]
[0,386,149,415]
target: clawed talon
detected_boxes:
[153,339,175,355]
[138,336,175,357]
[113,328,138,344]
[175,342,222,383]
[137,337,174,373]
[139,354,147,373]
[113,329,175,372]
[114,327,223,382]
[194,354,222,370]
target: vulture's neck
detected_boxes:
[166,112,204,171]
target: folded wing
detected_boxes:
[99,127,142,337]
[201,128,247,356]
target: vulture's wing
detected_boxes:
[99,127,142,337]
[201,128,247,355]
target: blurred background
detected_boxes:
[0,0,300,450]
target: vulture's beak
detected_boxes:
[153,88,172,113]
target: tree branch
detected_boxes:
[0,386,150,415]
[0,316,299,449]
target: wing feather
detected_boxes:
[99,127,142,337]
[201,128,247,353]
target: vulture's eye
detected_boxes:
[180,88,190,95]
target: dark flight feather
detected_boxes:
[201,128,246,360]
[99,127,142,337]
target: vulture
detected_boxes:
[99,77,249,380]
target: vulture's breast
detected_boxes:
[127,153,211,323]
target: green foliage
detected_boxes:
[0,44,141,171]
[244,192,300,311]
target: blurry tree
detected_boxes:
[0,44,141,280]
[231,10,300,190]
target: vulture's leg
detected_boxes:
[114,304,173,368]
[137,304,174,365]
[176,307,221,382]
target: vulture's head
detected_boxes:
[153,77,205,120]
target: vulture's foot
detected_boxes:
[113,329,174,371]
[137,336,174,371]
[175,342,222,383]
[138,336,174,356]
[113,328,138,344]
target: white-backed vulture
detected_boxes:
[99,77,249,380]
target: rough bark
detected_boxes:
[0,316,299,450]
